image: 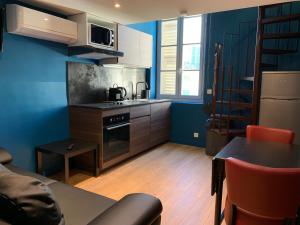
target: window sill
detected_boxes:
[156,98,204,105]
[172,100,204,105]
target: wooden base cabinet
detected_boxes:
[129,102,171,155]
[150,102,171,147]
[130,116,150,156]
[69,101,171,172]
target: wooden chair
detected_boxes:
[224,157,300,225]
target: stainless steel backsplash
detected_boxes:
[67,62,146,104]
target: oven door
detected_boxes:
[103,122,130,162]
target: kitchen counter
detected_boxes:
[70,99,171,110]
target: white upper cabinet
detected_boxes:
[118,25,140,66]
[139,32,153,68]
[117,25,153,68]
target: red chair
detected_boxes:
[224,157,300,225]
[246,125,295,144]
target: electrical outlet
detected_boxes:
[193,132,199,138]
[207,89,213,95]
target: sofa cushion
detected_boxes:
[0,164,9,172]
[0,148,12,165]
[0,168,64,225]
[48,182,116,225]
[6,164,56,186]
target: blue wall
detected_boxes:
[171,7,258,148]
[0,0,91,171]
[171,3,300,148]
[128,10,258,148]
[171,103,207,147]
[204,7,258,99]
[128,22,157,99]
[1,0,300,170]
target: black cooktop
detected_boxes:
[70,99,171,110]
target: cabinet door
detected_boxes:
[150,102,171,147]
[139,32,153,68]
[118,25,140,66]
[130,116,151,156]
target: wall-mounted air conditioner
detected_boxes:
[6,4,78,44]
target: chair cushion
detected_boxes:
[225,196,288,225]
[0,168,64,225]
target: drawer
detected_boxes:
[130,105,150,119]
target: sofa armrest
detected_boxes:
[88,193,163,225]
[0,148,12,165]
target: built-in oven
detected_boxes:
[103,113,130,162]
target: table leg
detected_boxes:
[213,159,225,225]
[94,147,100,177]
[35,149,43,175]
[64,156,69,184]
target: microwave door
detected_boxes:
[90,24,112,47]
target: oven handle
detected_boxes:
[105,122,131,131]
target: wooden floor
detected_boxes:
[62,142,226,225]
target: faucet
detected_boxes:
[136,82,149,100]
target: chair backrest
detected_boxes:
[246,125,295,144]
[225,157,300,219]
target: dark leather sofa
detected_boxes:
[0,148,163,225]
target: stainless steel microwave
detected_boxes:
[88,23,115,49]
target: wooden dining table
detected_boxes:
[211,137,300,225]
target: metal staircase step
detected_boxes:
[216,101,253,109]
[261,14,300,24]
[263,32,300,39]
[261,3,285,9]
[224,89,253,95]
[261,63,277,68]
[262,48,298,55]
[211,114,252,122]
[210,128,246,136]
[240,77,254,82]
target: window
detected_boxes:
[157,15,205,100]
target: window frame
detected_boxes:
[156,15,206,102]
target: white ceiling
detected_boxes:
[21,0,296,24]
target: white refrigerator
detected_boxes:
[259,71,300,145]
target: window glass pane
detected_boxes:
[161,46,177,70]
[160,71,176,95]
[183,16,202,44]
[181,71,200,96]
[161,20,178,46]
[182,44,200,70]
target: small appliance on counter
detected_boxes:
[108,84,127,101]
[141,89,150,99]
[136,82,150,99]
